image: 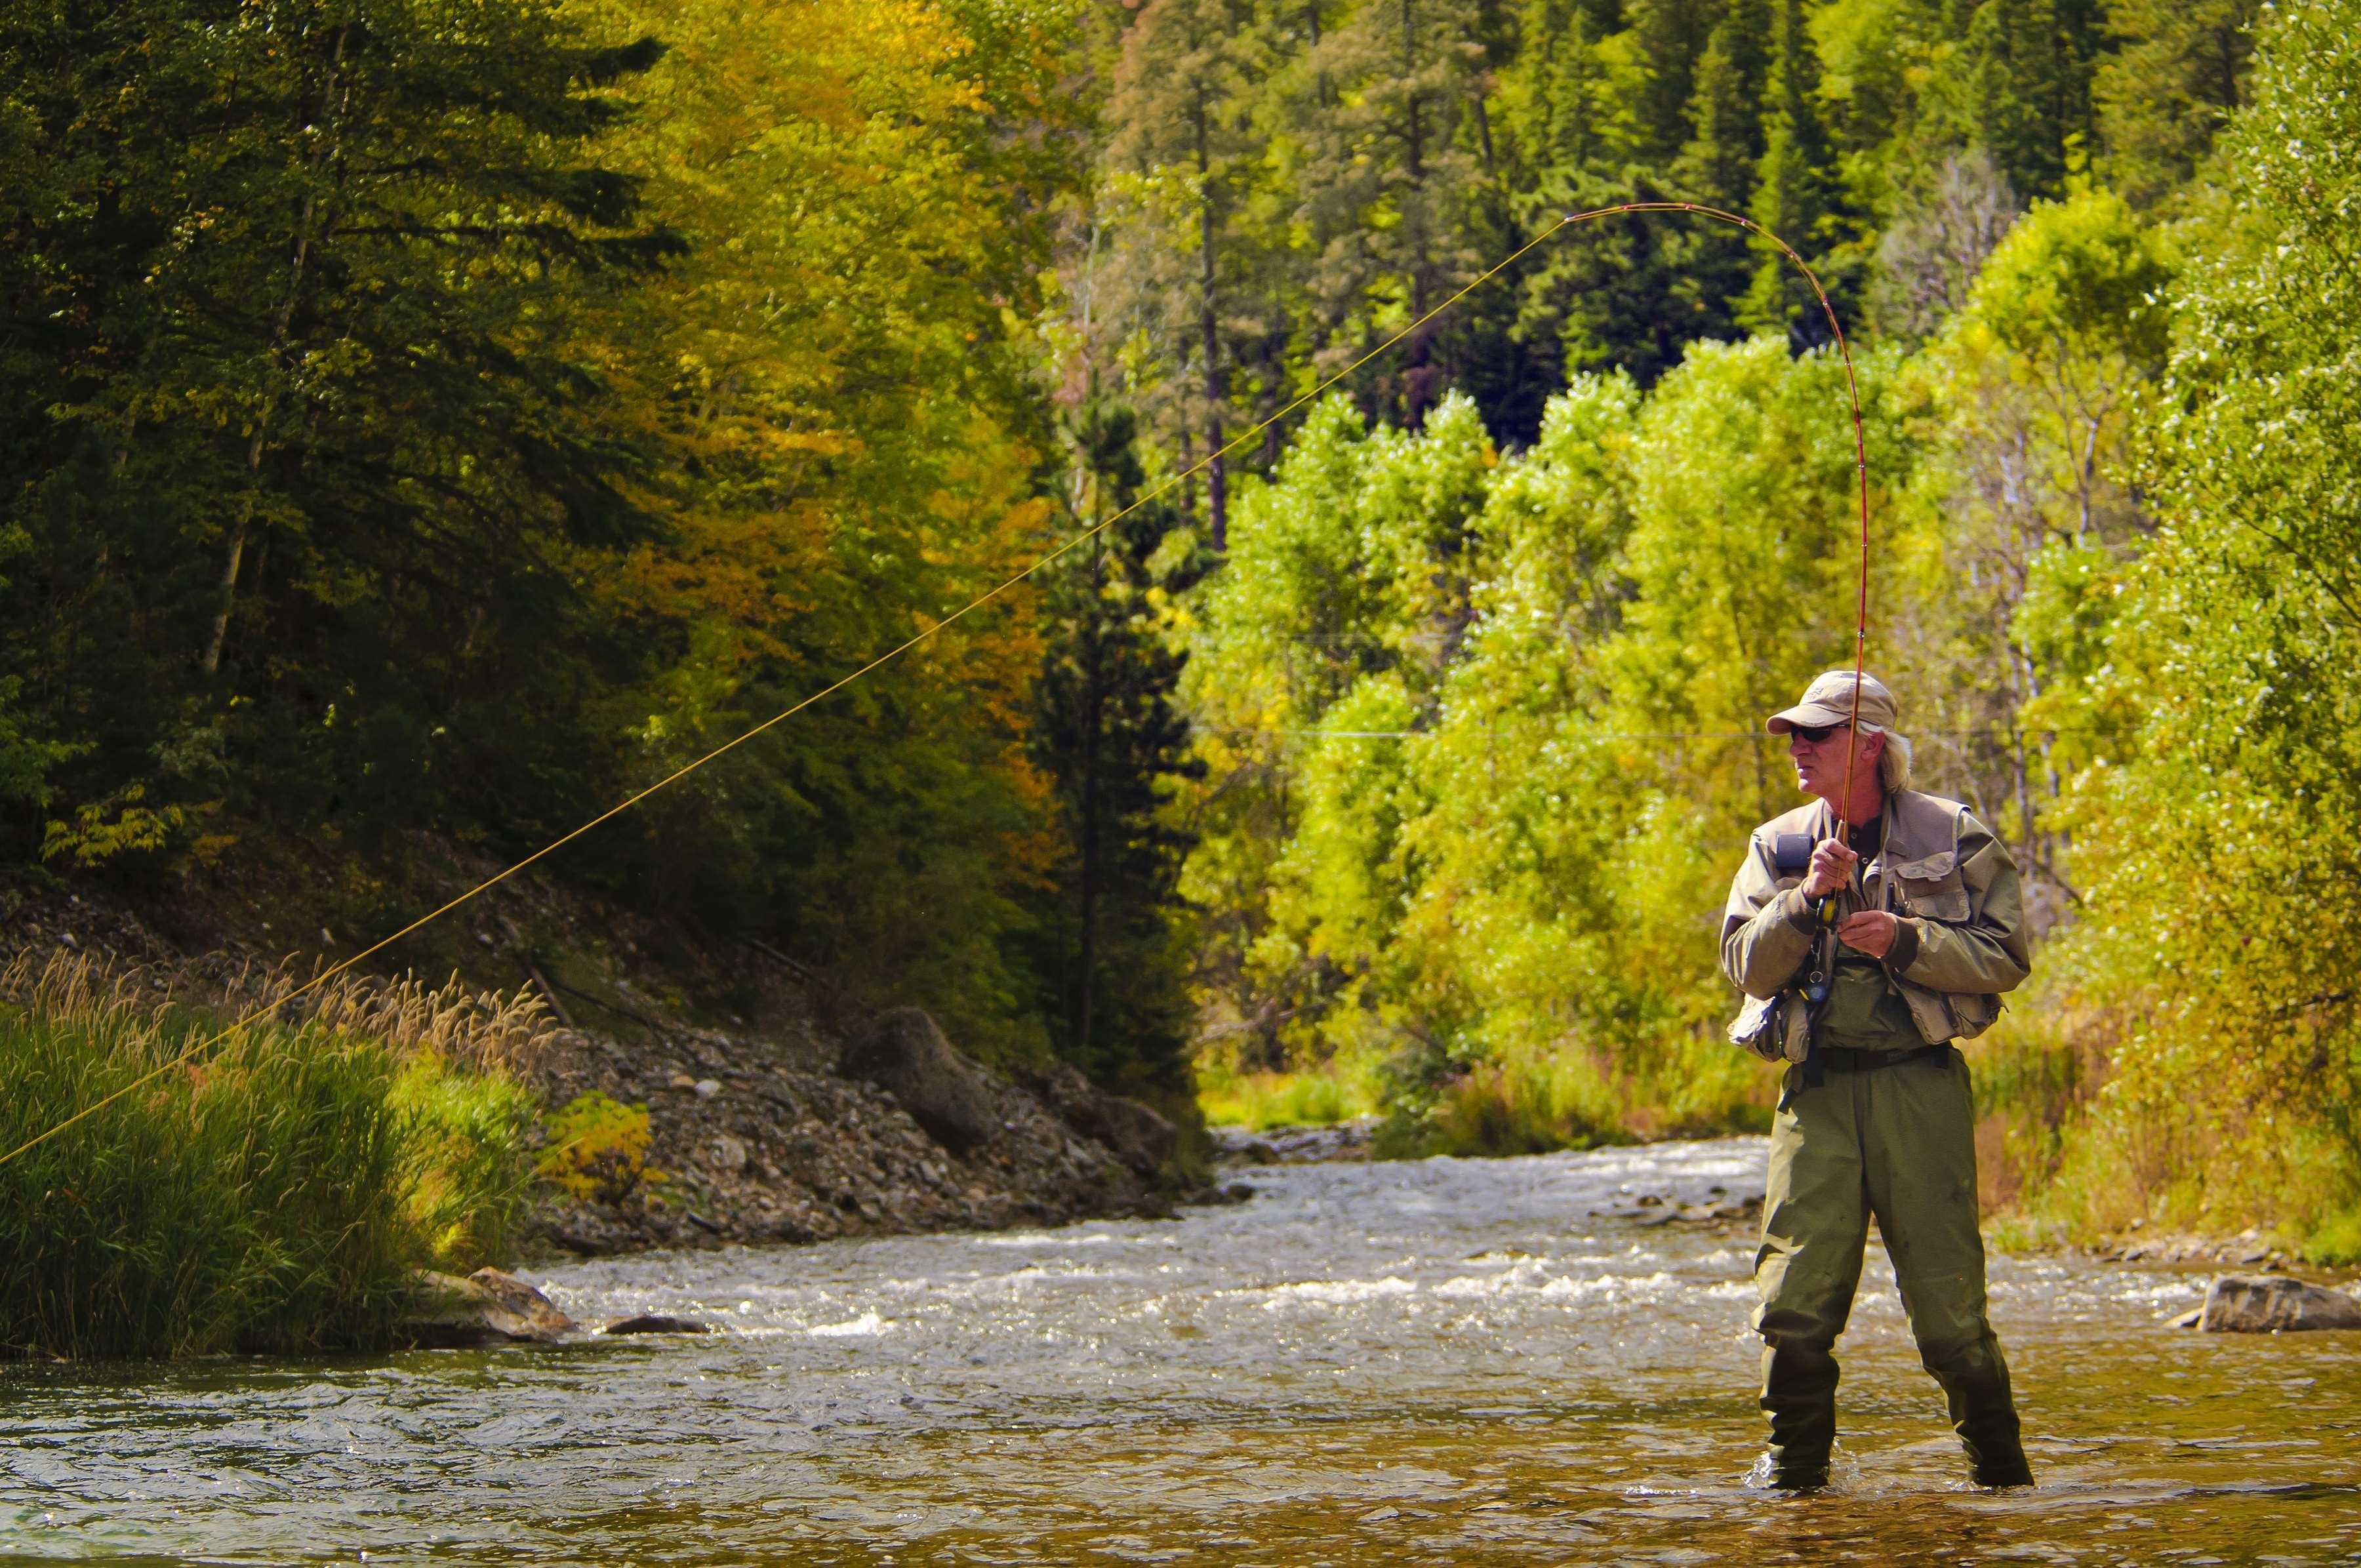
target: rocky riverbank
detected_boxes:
[0,884,1201,1262]
[526,1005,1187,1255]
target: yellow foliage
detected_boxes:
[537,1091,659,1204]
[41,786,184,868]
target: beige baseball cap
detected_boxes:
[1767,669,1897,734]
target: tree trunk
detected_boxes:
[205,22,352,675]
[203,426,270,675]
[1194,93,1228,551]
[1178,415,1198,524]
[1400,0,1436,427]
[1075,532,1108,1060]
[1309,1,1329,105]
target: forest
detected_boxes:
[1,0,2354,1255]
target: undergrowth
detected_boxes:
[1963,991,2361,1266]
[1373,1035,1770,1157]
[1200,1034,1771,1156]
[1196,1063,1381,1129]
[0,955,541,1360]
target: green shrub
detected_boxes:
[0,956,538,1360]
[1383,1052,1630,1157]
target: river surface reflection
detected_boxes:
[4,1136,2358,1565]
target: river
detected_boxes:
[4,1136,2357,1565]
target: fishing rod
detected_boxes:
[0,202,1874,1169]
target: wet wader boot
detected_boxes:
[1751,1046,2031,1488]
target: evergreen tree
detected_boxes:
[1105,0,1278,549]
[1671,0,1773,327]
[1289,0,1491,426]
[2093,0,2257,210]
[1623,0,1716,161]
[1742,0,1856,344]
[1503,0,1710,388]
[1958,0,2105,201]
[0,0,674,857]
[1030,403,1205,1089]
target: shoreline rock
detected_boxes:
[603,1313,713,1336]
[0,882,1179,1270]
[1212,1119,1378,1164]
[529,1007,1163,1258]
[839,1008,1003,1156]
[2188,1274,2361,1333]
[402,1268,576,1348]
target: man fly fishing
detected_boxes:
[1720,669,2034,1491]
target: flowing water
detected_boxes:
[5,1136,2358,1566]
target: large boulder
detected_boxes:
[1078,1094,1179,1176]
[839,1007,1002,1155]
[1027,1061,1178,1175]
[402,1268,577,1347]
[2198,1274,2361,1333]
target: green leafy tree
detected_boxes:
[1896,188,2171,924]
[0,0,674,858]
[2051,0,2361,1241]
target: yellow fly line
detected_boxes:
[0,202,1872,1169]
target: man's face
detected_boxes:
[1786,723,1879,797]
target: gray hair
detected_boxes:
[1878,730,1914,793]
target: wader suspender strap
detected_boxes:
[1800,813,1886,1091]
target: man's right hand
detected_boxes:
[1802,836,1858,900]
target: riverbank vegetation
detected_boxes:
[0,0,2354,1265]
[0,957,537,1359]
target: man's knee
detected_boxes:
[1918,1331,2009,1389]
[1896,1268,1995,1356]
[1754,1247,1859,1347]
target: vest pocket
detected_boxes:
[1890,850,1969,921]
[1943,990,2000,1039]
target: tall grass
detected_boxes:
[0,955,541,1360]
[1197,1063,1382,1129]
[1201,1031,1773,1156]
[1372,1035,1771,1158]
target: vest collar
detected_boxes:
[1801,789,1962,869]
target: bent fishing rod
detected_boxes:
[0,202,1874,1169]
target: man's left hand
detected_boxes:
[1837,910,1901,959]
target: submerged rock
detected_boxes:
[402,1268,576,1347]
[839,1007,1002,1154]
[2197,1274,2361,1332]
[603,1313,714,1336]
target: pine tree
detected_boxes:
[1030,402,1205,1087]
[2093,0,2257,210]
[1502,0,1705,388]
[1672,0,1773,327]
[0,0,674,846]
[1288,0,1491,426]
[1958,0,2104,201]
[1106,0,1278,550]
[1624,0,1717,162]
[1742,0,1855,344]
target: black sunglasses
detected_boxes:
[1786,723,1845,744]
